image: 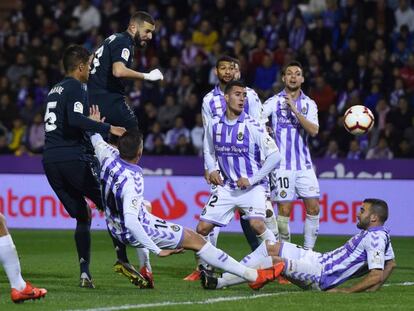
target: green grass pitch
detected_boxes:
[0,230,413,311]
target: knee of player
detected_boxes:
[249,219,266,233]
[278,203,292,217]
[305,199,320,215]
[182,228,206,251]
[196,222,213,236]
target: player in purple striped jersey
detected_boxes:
[262,61,320,250]
[202,198,396,292]
[89,125,284,289]
[198,80,281,251]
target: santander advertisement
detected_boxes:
[0,174,413,236]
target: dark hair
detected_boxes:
[216,55,235,69]
[62,45,90,73]
[224,80,245,94]
[231,57,240,67]
[282,61,303,76]
[130,11,155,25]
[364,198,388,223]
[118,129,143,161]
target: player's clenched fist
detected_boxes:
[143,69,164,81]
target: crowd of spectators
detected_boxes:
[0,0,414,159]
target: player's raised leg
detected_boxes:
[0,213,47,303]
[181,228,283,287]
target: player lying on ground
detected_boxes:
[0,213,47,303]
[201,198,396,292]
[87,117,284,289]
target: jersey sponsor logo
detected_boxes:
[121,48,130,61]
[73,101,84,114]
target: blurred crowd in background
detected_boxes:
[0,0,414,159]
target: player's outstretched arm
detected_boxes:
[327,269,384,293]
[112,62,163,81]
[366,260,396,292]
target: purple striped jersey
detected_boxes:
[318,226,394,290]
[201,84,263,127]
[89,134,154,249]
[204,111,278,189]
[262,90,318,170]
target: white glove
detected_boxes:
[143,69,164,81]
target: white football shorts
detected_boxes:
[279,241,322,290]
[200,185,266,227]
[270,169,320,202]
[112,210,185,250]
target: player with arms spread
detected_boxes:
[42,45,125,288]
[202,199,396,293]
[88,127,284,289]
[262,61,320,250]
[88,10,163,284]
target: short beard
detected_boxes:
[218,76,232,85]
[134,33,146,48]
[356,221,368,230]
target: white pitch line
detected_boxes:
[66,282,414,311]
[383,282,414,287]
[66,291,299,311]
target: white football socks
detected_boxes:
[0,235,26,290]
[136,248,152,272]
[304,214,319,250]
[264,200,279,240]
[217,241,273,289]
[256,228,277,243]
[208,227,220,246]
[277,215,291,242]
[197,242,257,282]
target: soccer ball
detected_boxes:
[343,105,375,135]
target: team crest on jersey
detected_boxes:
[237,132,244,141]
[301,106,308,114]
[280,190,287,198]
[121,48,130,61]
[73,101,84,114]
[170,225,181,232]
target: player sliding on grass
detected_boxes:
[88,115,284,289]
[0,213,47,303]
[201,198,396,292]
